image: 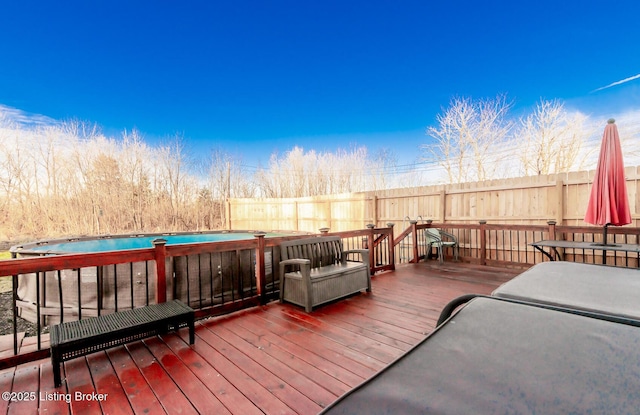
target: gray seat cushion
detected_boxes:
[322,297,640,414]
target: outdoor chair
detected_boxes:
[424,228,459,263]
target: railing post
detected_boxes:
[546,220,564,263]
[547,220,557,241]
[152,239,167,303]
[386,223,395,270]
[410,220,419,263]
[425,220,433,262]
[367,224,375,274]
[11,264,18,355]
[254,232,266,304]
[362,227,370,249]
[479,221,487,266]
[9,251,18,355]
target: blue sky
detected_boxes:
[1,1,639,166]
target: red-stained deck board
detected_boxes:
[106,346,167,415]
[192,326,296,414]
[372,275,481,305]
[312,303,419,350]
[236,312,365,390]
[248,310,384,379]
[197,323,319,414]
[0,262,522,415]
[261,305,390,373]
[268,306,405,364]
[371,280,494,318]
[38,361,71,415]
[6,364,39,415]
[124,341,199,415]
[159,332,264,415]
[214,315,346,404]
[332,299,430,341]
[64,357,104,415]
[85,352,134,415]
[0,367,15,415]
[143,335,232,415]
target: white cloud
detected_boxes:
[0,104,58,128]
[591,73,640,93]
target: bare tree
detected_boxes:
[154,135,201,230]
[614,113,640,166]
[254,146,374,197]
[423,95,514,183]
[0,128,30,238]
[200,149,256,228]
[118,129,153,231]
[517,99,589,175]
[67,129,116,235]
[368,147,397,191]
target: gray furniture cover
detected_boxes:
[493,262,640,321]
[320,297,640,415]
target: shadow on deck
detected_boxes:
[0,262,522,414]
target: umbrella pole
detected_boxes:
[602,224,609,264]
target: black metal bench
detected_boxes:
[50,299,195,387]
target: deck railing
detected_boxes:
[319,225,396,274]
[0,226,395,367]
[393,220,640,268]
[1,220,638,368]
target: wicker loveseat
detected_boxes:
[279,236,370,312]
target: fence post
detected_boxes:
[410,220,419,263]
[225,200,232,229]
[254,232,266,304]
[371,196,378,228]
[479,221,487,266]
[153,239,167,303]
[439,190,446,223]
[554,179,564,224]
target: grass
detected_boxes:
[0,278,10,293]
[0,251,11,293]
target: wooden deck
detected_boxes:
[0,262,521,415]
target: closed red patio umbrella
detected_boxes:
[584,119,631,245]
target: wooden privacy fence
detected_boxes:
[228,166,640,232]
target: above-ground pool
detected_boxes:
[11,231,298,325]
[13,231,289,254]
